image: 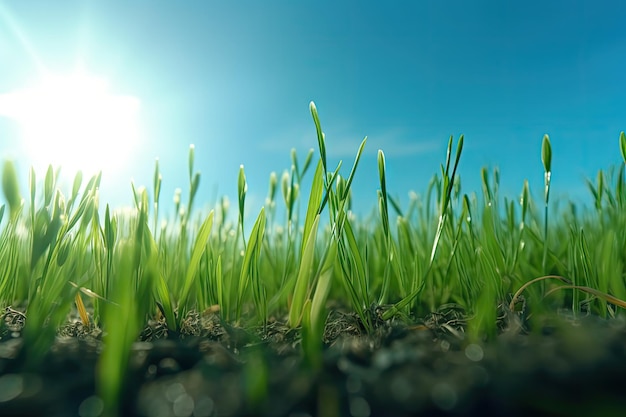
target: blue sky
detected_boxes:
[1,1,625,220]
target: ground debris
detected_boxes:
[1,309,626,416]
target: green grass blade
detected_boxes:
[306,240,337,365]
[301,160,324,258]
[179,210,214,316]
[620,131,626,165]
[238,165,247,245]
[44,165,54,208]
[289,214,320,327]
[541,134,552,271]
[154,267,177,331]
[215,255,224,314]
[310,101,327,174]
[341,137,367,201]
[2,160,22,221]
[237,207,266,321]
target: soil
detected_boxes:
[1,304,626,417]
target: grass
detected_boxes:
[1,103,626,415]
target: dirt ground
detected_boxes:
[1,305,626,417]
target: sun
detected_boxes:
[0,70,142,179]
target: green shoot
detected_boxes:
[541,134,552,271]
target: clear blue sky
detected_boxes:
[1,1,625,220]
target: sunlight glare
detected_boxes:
[0,71,141,178]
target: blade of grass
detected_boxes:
[541,134,552,271]
[178,210,214,320]
[237,207,266,323]
[289,214,320,328]
[2,160,22,222]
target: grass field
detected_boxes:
[1,102,626,416]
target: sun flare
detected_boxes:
[0,71,141,178]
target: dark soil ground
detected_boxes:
[1,303,626,417]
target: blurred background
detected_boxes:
[1,0,625,221]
